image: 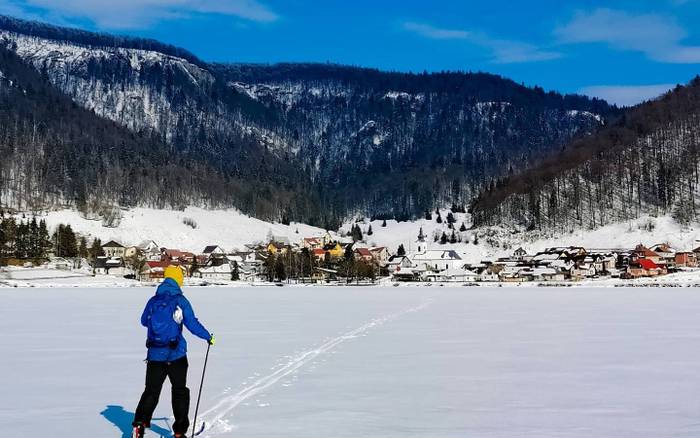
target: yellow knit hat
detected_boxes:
[164,265,184,287]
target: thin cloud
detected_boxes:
[579,83,676,107]
[402,22,471,40]
[402,21,561,64]
[555,8,700,63]
[0,0,279,29]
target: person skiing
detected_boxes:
[132,265,215,438]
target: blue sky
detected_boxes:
[2,0,700,106]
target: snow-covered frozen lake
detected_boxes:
[3,286,700,437]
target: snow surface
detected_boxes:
[4,286,700,437]
[22,207,325,253]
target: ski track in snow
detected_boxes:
[199,298,434,435]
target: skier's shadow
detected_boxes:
[101,405,173,437]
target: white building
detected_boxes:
[410,249,463,272]
[137,240,161,261]
[198,264,233,280]
[102,240,125,258]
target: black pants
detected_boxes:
[133,356,190,434]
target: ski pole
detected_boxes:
[191,341,211,437]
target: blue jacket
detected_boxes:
[141,278,211,362]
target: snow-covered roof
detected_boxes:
[441,267,478,277]
[199,265,232,273]
[102,240,124,248]
[411,250,462,261]
[203,245,225,254]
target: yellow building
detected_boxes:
[267,242,288,254]
[328,243,344,258]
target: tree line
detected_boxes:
[0,215,104,264]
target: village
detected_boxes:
[22,225,700,285]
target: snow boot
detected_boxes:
[174,434,187,438]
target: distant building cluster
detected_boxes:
[45,228,699,285]
[89,231,391,283]
[389,242,697,283]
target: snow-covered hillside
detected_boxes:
[29,207,325,252]
[344,211,700,263]
[18,204,700,262]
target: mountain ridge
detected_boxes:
[0,14,617,226]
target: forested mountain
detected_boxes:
[0,43,314,221]
[0,15,617,225]
[470,79,700,231]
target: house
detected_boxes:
[102,240,125,258]
[323,242,344,259]
[391,265,421,281]
[141,261,169,281]
[267,242,289,254]
[478,265,501,282]
[137,240,161,261]
[178,252,195,264]
[198,264,233,280]
[202,245,227,265]
[675,251,698,268]
[410,250,463,272]
[499,266,526,282]
[354,247,374,263]
[302,237,322,249]
[229,251,257,264]
[93,256,126,276]
[569,263,596,281]
[162,249,185,263]
[538,268,566,282]
[386,255,412,272]
[321,231,335,246]
[370,247,390,267]
[424,266,478,282]
[271,235,291,246]
[513,247,528,260]
[226,252,261,278]
[626,258,666,278]
[650,243,676,268]
[203,245,226,256]
[312,248,327,262]
[633,244,663,265]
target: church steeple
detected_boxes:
[417,226,426,253]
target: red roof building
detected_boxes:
[638,258,659,270]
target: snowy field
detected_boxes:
[3,287,700,437]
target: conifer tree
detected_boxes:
[397,244,406,256]
[79,236,89,259]
[440,232,448,245]
[231,261,240,281]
